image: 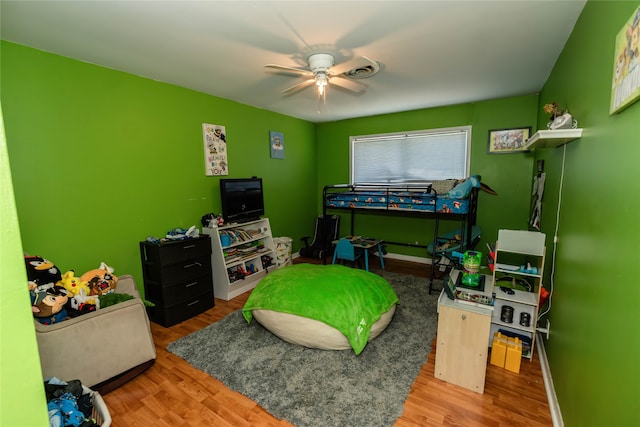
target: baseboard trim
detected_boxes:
[536,333,563,427]
[379,252,432,264]
[293,251,432,265]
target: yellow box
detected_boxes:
[505,337,523,373]
[490,332,507,368]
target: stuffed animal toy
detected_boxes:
[24,255,62,291]
[31,286,69,324]
[201,212,216,228]
[66,288,98,317]
[56,270,90,297]
[81,262,118,296]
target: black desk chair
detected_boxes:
[299,215,340,260]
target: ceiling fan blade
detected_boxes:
[329,56,377,76]
[329,75,366,93]
[282,78,316,94]
[265,64,313,76]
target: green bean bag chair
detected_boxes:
[243,264,398,355]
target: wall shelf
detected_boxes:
[525,128,583,150]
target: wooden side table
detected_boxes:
[434,273,493,394]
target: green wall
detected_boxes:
[0,108,50,427]
[1,41,318,292]
[1,41,318,427]
[316,96,538,258]
[535,2,640,426]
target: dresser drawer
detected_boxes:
[147,290,214,327]
[143,254,211,284]
[145,273,212,305]
[141,236,211,265]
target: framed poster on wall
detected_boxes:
[610,6,640,114]
[203,123,228,176]
[487,127,531,154]
[270,130,284,159]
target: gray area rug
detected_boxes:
[168,270,440,427]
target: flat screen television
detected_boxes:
[220,177,265,223]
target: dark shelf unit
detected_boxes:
[140,235,214,326]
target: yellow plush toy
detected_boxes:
[57,270,90,296]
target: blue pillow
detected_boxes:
[447,175,480,198]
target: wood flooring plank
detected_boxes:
[103,257,552,426]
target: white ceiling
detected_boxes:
[1,0,586,123]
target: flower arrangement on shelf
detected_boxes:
[543,102,577,130]
[543,102,566,120]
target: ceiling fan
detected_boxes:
[265,53,379,102]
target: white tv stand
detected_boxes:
[203,217,277,300]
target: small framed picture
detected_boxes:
[487,127,531,154]
[270,130,284,159]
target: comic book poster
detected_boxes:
[611,6,640,114]
[203,123,228,176]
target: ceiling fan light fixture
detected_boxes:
[266,53,376,100]
[315,72,328,95]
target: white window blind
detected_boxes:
[350,126,471,185]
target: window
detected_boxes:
[350,126,471,185]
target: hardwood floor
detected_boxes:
[104,257,552,426]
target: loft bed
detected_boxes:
[322,178,482,293]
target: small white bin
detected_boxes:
[83,385,111,427]
[273,237,293,267]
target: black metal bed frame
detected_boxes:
[322,183,480,294]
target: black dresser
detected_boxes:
[139,235,214,327]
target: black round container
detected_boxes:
[501,305,514,323]
[520,312,531,327]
